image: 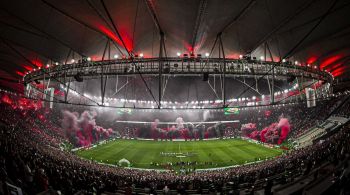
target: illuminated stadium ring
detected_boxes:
[23,57,333,83]
[23,57,333,109]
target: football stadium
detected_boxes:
[1,0,350,194]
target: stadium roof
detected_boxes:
[0,0,350,92]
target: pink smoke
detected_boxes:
[260,127,269,142]
[61,110,114,147]
[241,123,257,136]
[245,118,291,145]
[277,118,290,144]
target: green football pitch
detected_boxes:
[76,139,283,170]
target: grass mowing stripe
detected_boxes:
[228,144,256,159]
[242,145,281,159]
[217,142,239,164]
[100,141,135,162]
[85,141,126,159]
[199,145,224,164]
[221,140,254,165]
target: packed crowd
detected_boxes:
[0,91,349,194]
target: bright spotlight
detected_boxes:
[205,53,209,57]
[177,52,181,57]
[239,55,243,59]
[260,56,264,60]
[46,64,50,68]
[87,57,91,61]
[294,61,298,65]
[55,62,59,65]
[282,59,286,63]
[139,53,144,58]
[114,54,119,59]
[71,59,75,63]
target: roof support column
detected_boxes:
[218,33,226,107]
[158,32,165,109]
[266,42,275,104]
[64,49,72,103]
[101,39,110,106]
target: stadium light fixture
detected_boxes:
[260,56,264,61]
[71,59,75,63]
[282,59,286,63]
[294,61,298,65]
[46,64,50,68]
[87,57,91,61]
[114,54,119,59]
[139,53,144,58]
[177,52,181,57]
[239,55,243,59]
[205,53,209,57]
[55,62,59,65]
